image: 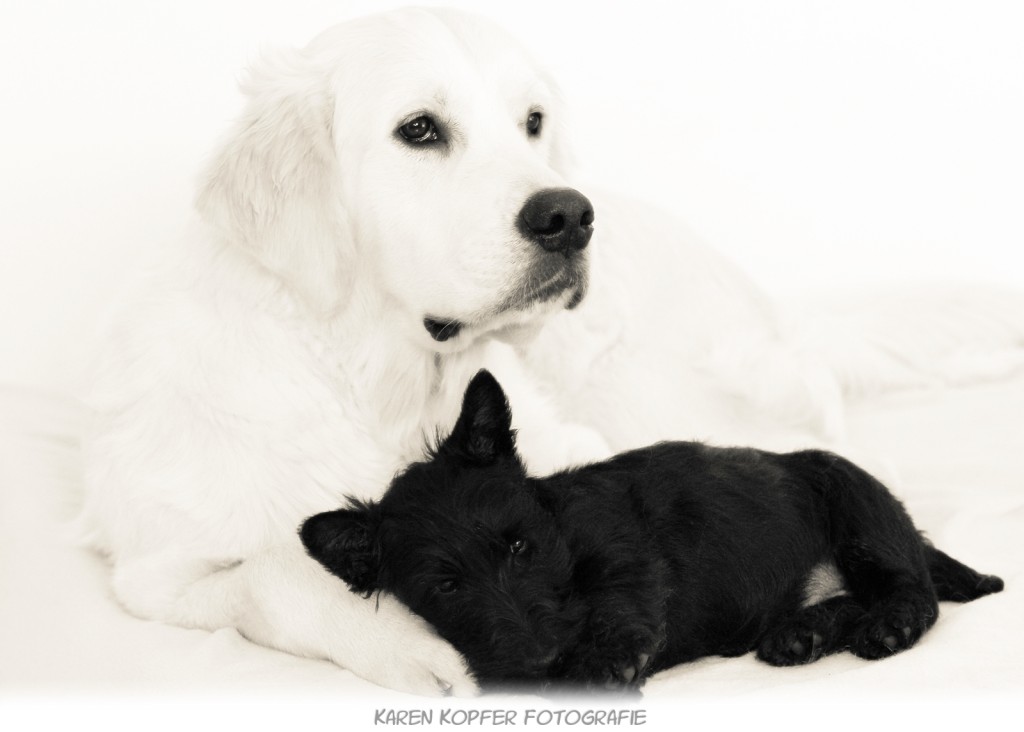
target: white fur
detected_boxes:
[801,561,848,608]
[80,7,1024,697]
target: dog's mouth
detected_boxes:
[503,262,587,314]
[423,317,463,342]
[422,259,588,343]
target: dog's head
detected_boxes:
[301,370,583,683]
[198,8,590,350]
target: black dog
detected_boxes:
[301,370,1003,691]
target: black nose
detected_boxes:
[517,188,594,254]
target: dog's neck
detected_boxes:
[316,273,491,464]
[198,229,515,466]
[185,229,477,467]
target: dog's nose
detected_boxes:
[517,188,594,254]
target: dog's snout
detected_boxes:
[517,188,594,254]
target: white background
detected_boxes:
[2,0,1022,396]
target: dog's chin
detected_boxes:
[421,272,588,352]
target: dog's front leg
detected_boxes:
[110,538,477,697]
[550,558,666,692]
[554,605,662,693]
[480,341,612,475]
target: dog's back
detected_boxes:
[534,444,822,663]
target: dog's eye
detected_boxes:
[398,115,440,144]
[509,538,527,555]
[437,579,458,594]
[526,112,543,137]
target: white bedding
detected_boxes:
[2,377,1021,713]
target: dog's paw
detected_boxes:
[558,644,655,693]
[848,596,937,660]
[335,596,479,697]
[520,423,611,475]
[558,424,614,469]
[757,595,868,667]
[601,651,653,690]
[362,635,478,698]
[757,624,826,666]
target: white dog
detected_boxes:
[80,7,1024,696]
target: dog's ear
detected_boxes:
[300,502,381,595]
[196,47,353,316]
[442,370,517,463]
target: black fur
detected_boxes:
[301,370,1003,692]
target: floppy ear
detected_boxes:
[300,502,381,596]
[441,370,517,463]
[196,47,353,315]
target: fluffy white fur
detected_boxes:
[80,7,1024,697]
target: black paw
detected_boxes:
[600,651,653,690]
[849,597,936,660]
[976,575,1004,595]
[757,624,826,666]
[556,646,656,693]
[757,595,867,666]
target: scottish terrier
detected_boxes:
[301,370,1003,691]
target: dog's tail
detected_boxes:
[925,543,1004,603]
[784,284,1024,399]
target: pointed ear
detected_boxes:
[442,370,516,463]
[300,502,381,596]
[196,47,354,315]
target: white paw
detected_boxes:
[518,422,612,475]
[331,595,478,697]
[557,423,614,468]
[373,633,477,698]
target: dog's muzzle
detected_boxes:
[421,190,593,343]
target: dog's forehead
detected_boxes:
[381,463,530,540]
[365,7,542,72]
[311,8,553,115]
[385,462,516,509]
